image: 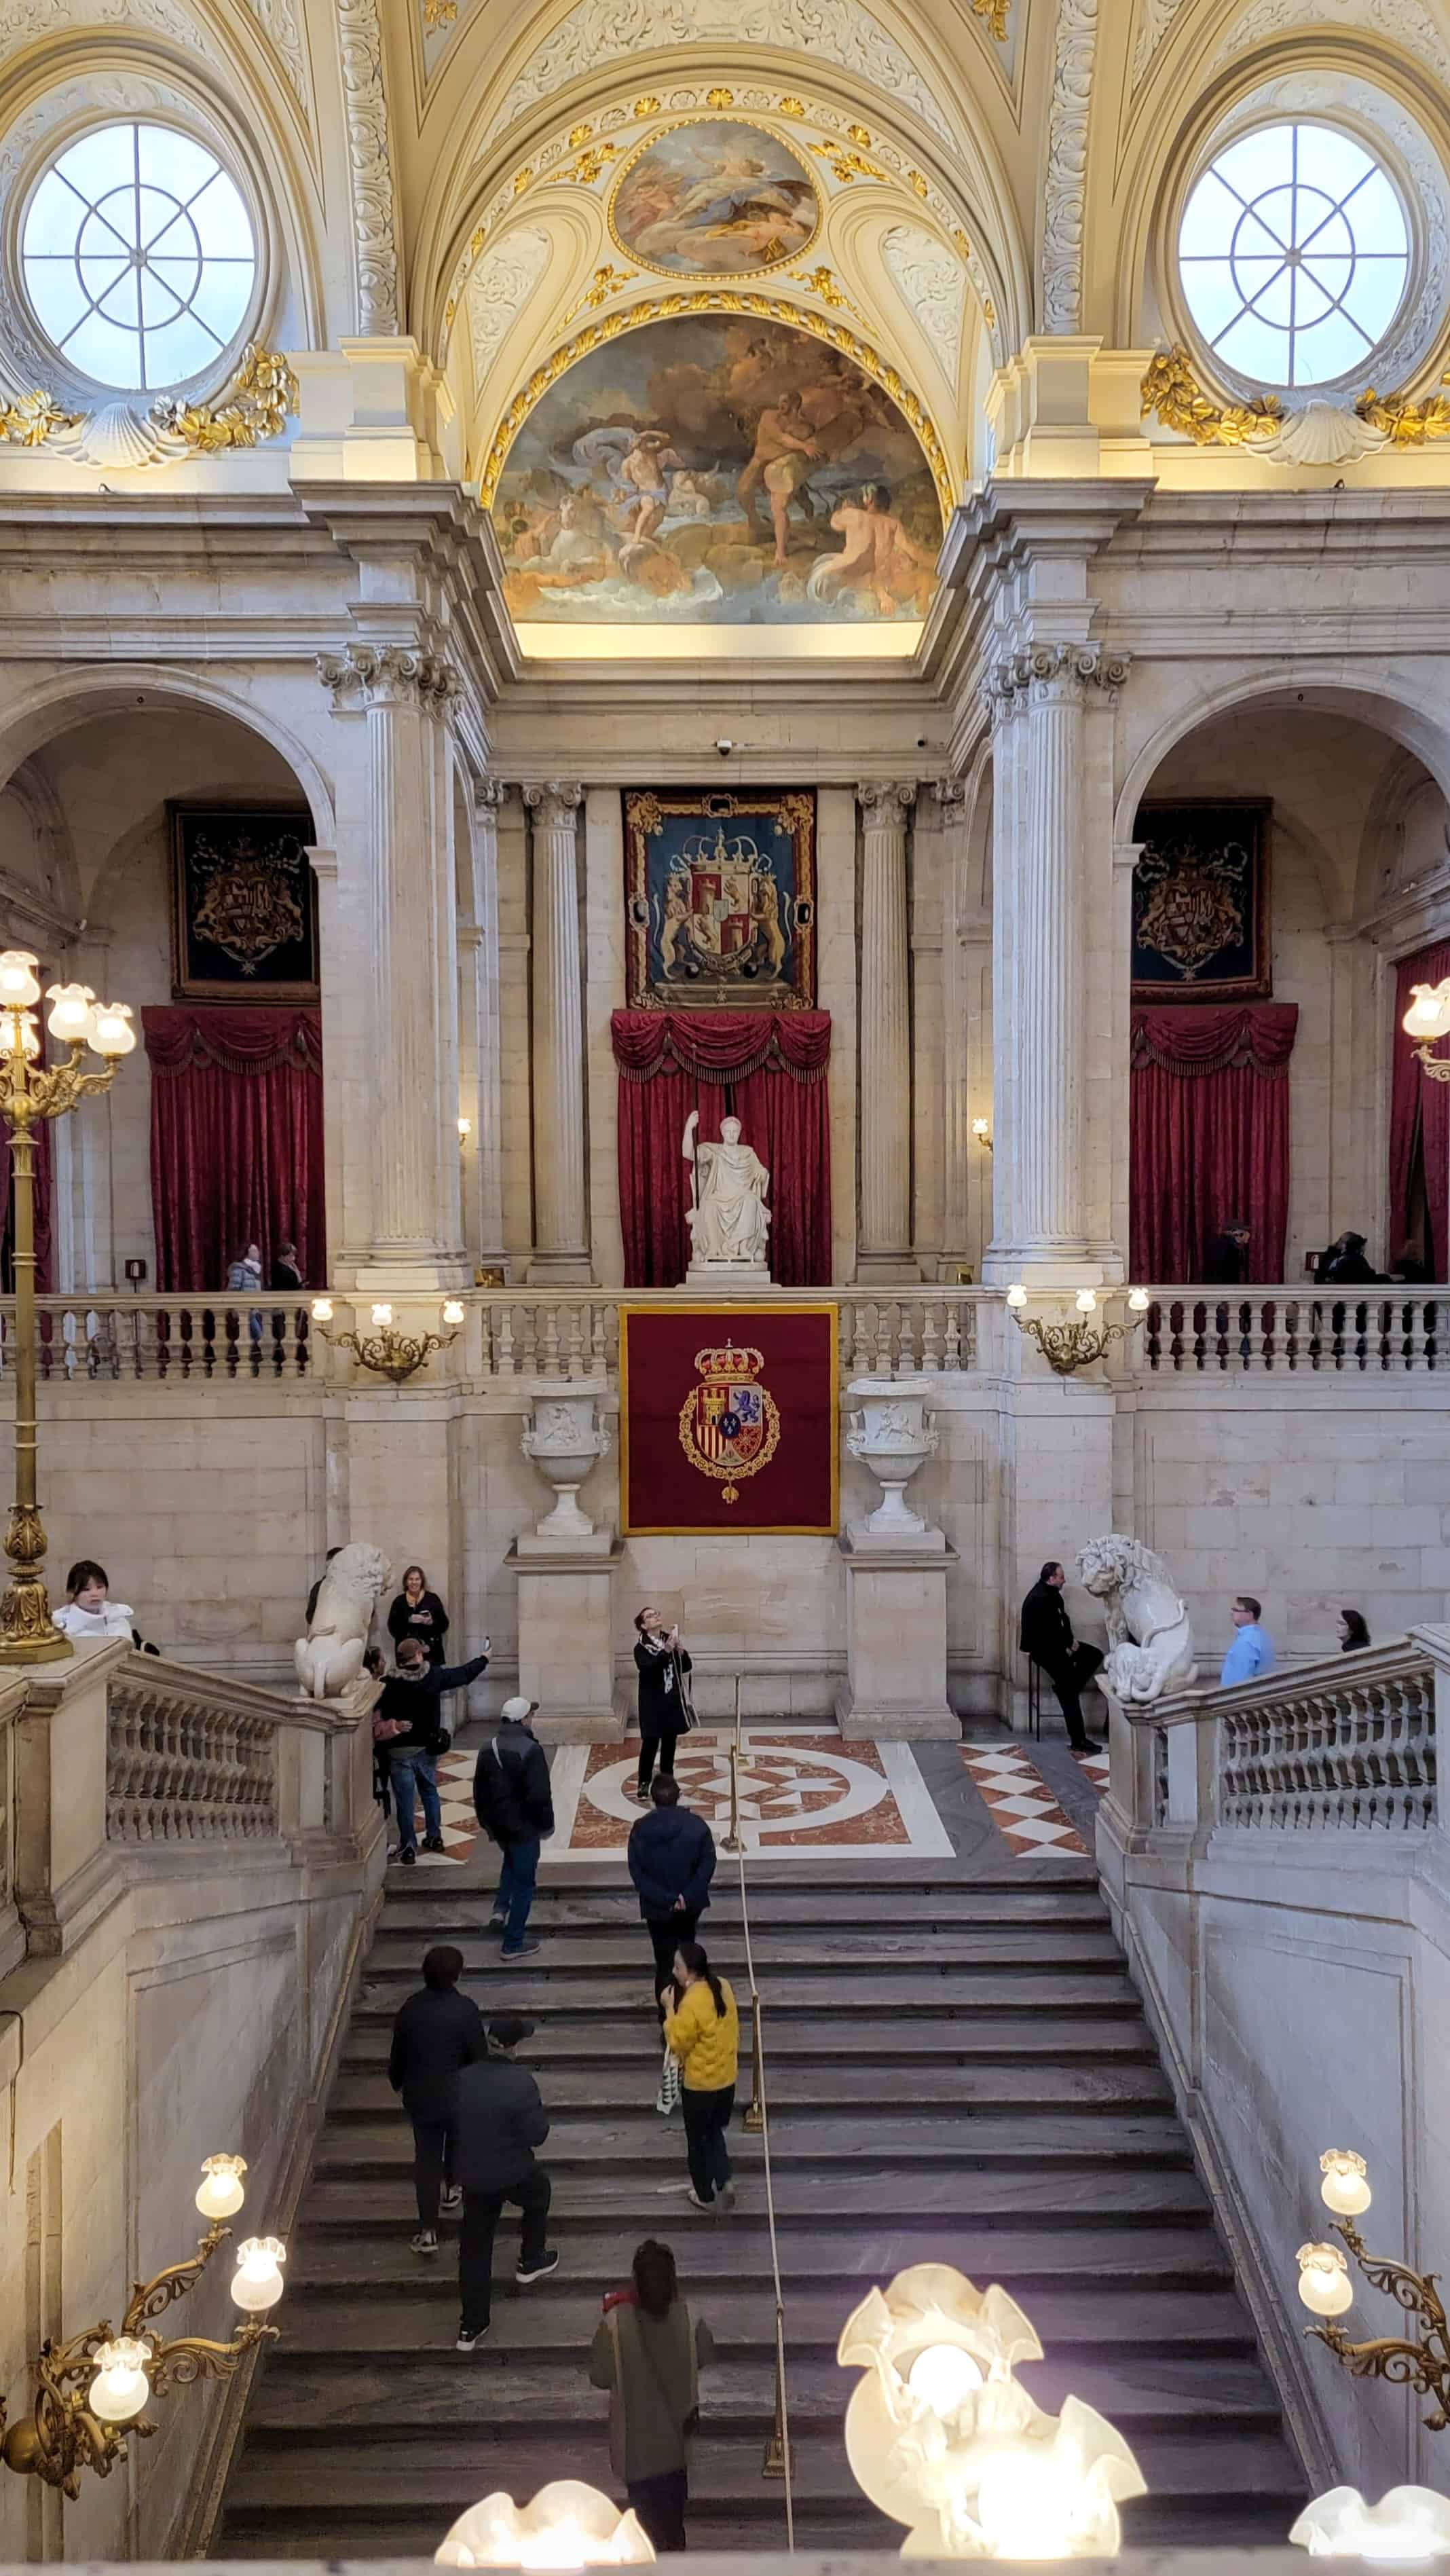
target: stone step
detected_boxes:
[331,2055,1174,2114]
[310,2108,1191,2175]
[241,2345,1286,2435]
[352,1970,1141,2016]
[390,1861,1096,1899]
[297,2162,1212,2226]
[276,2281,1260,2355]
[286,2218,1235,2294]
[341,2008,1157,2063]
[359,1932,1127,1974]
[379,1887,1113,1932]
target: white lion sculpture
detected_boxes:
[295,1543,390,1701]
[1075,1534,1197,1705]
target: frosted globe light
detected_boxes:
[906,2341,984,2416]
[458,1116,472,1139]
[311,1298,333,1323]
[1403,980,1450,1042]
[0,951,41,1008]
[1075,1290,1098,1314]
[371,1303,393,1328]
[1292,2487,1450,2562]
[1127,1287,1151,1312]
[976,2444,1090,2560]
[1319,2148,1372,2218]
[232,2235,286,2312]
[1297,2241,1354,2317]
[971,1116,991,1140]
[89,1000,136,1058]
[45,982,96,1045]
[196,2152,248,2220]
[1006,1285,1028,1310]
[442,1299,466,1326]
[90,2336,152,2425]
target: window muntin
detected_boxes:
[21,120,255,392]
[1178,120,1409,390]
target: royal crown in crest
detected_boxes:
[693,1342,764,1384]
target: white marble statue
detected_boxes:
[1076,1534,1197,1704]
[683,1109,771,1269]
[295,1541,390,1701]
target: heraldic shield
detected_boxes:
[678,1342,781,1505]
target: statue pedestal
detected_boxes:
[510,1532,624,1742]
[834,1524,959,1739]
[684,1259,773,1287]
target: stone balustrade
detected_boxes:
[107,1663,283,1845]
[1143,1289,1445,1374]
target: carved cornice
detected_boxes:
[316,644,460,715]
[984,642,1130,724]
[523,781,584,832]
[856,783,918,831]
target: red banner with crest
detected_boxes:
[620,1304,838,1535]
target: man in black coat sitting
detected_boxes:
[627,1775,717,2017]
[473,1697,555,1960]
[453,2011,559,2351]
[1018,1560,1105,1754]
[376,1635,491,1864]
[388,1945,487,2255]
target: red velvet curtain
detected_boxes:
[1390,944,1450,1281]
[612,1010,832,1287]
[142,1008,325,1292]
[1130,1004,1299,1285]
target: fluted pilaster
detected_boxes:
[524,781,591,1281]
[857,781,916,1281]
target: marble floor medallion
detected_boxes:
[961,1745,1090,1859]
[548,1731,952,1862]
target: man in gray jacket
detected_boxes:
[453,2012,559,2349]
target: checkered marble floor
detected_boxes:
[961,1744,1104,1858]
[386,1748,480,1869]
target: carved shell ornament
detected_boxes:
[1140,346,1450,460]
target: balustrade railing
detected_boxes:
[107,1662,280,1844]
[0,1296,313,1381]
[1144,1291,1444,1374]
[479,1289,978,1379]
[1216,1644,1437,1834]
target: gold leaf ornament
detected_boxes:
[0,388,82,446]
[151,344,299,452]
[973,0,1009,33]
[1140,345,1283,447]
[1354,381,1450,445]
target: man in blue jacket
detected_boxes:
[627,1774,717,2016]
[1220,1593,1276,1688]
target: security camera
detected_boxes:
[715,737,735,757]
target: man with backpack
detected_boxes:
[473,1695,555,1957]
[375,1634,490,1864]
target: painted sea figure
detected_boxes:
[610,119,819,276]
[494,314,942,628]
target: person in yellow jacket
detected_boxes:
[660,1938,739,2211]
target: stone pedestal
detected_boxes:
[683,1259,772,1288]
[510,1532,623,1740]
[834,1525,959,1739]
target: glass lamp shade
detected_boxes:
[1297,2241,1354,2317]
[0,951,41,1008]
[1006,1285,1028,1310]
[310,1298,334,1323]
[90,2336,153,2425]
[906,2341,984,2416]
[1075,1291,1098,1314]
[45,981,96,1045]
[196,2152,248,2220]
[435,2482,656,2569]
[971,1117,991,1140]
[442,1299,466,1326]
[371,1303,393,1328]
[1402,980,1450,1042]
[1292,2486,1450,2562]
[89,1001,136,1059]
[232,2235,286,2312]
[1127,1287,1151,1312]
[1319,2149,1372,2218]
[975,2444,1092,2560]
[458,1116,472,1138]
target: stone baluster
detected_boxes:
[856,782,918,1283]
[524,783,592,1282]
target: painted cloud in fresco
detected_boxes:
[493,314,942,628]
[610,119,819,276]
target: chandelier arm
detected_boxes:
[121,2222,230,2336]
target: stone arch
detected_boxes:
[0,668,334,847]
[1115,667,1450,845]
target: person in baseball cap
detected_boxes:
[472,1696,554,1957]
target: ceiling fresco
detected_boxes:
[608,117,821,276]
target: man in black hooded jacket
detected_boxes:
[474,1697,555,1958]
[377,1636,490,1864]
[627,1775,716,2015]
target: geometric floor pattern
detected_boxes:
[383,1747,481,1870]
[961,1744,1094,1858]
[549,1729,954,1864]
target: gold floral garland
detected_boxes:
[0,346,296,458]
[1142,342,1450,450]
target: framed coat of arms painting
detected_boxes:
[624,787,816,1008]
[170,805,319,1000]
[1131,799,1271,1001]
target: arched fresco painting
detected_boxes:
[609,119,821,276]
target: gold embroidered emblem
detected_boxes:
[677,1340,781,1505]
[191,827,308,973]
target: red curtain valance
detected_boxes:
[1130,1003,1299,1076]
[142,1006,323,1078]
[612,1008,832,1084]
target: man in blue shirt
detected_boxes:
[1220,1594,1275,1687]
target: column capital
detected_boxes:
[473,776,509,815]
[316,642,460,718]
[933,779,970,813]
[855,781,917,829]
[523,781,584,827]
[984,641,1130,726]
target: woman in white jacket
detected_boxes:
[54,1558,135,1642]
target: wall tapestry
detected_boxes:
[1131,799,1271,1001]
[609,119,820,277]
[620,1303,838,1534]
[624,788,815,1008]
[494,313,942,628]
[170,806,318,1000]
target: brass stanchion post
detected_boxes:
[763,2311,794,2480]
[744,1990,766,2134]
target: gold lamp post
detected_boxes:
[0,955,136,1662]
[1402,979,1450,1083]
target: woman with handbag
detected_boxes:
[631,1606,694,1803]
[661,1939,739,2213]
[588,2238,715,2551]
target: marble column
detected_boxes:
[984,643,1128,1283]
[525,781,591,1283]
[316,642,466,1289]
[458,779,507,1277]
[856,781,917,1283]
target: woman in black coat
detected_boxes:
[631,1606,693,1802]
[388,1564,449,1666]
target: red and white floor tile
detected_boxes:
[549,1730,953,1864]
[961,1744,1093,1858]
[386,1748,481,1869]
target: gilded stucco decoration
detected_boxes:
[465,227,553,394]
[881,223,967,386]
[1141,344,1450,460]
[1041,0,1098,331]
[337,0,401,334]
[0,344,297,465]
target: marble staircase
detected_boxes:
[217,1868,1306,2557]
